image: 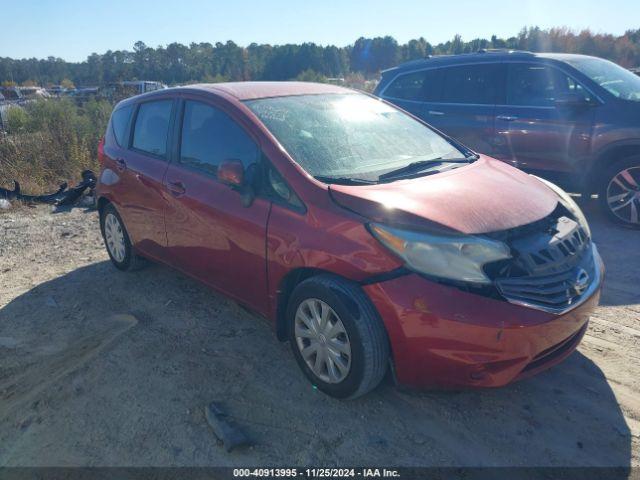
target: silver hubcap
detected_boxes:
[607,166,640,225]
[295,298,351,384]
[104,213,126,262]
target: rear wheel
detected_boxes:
[599,156,640,227]
[287,275,389,399]
[100,204,145,270]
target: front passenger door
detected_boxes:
[163,98,272,313]
[492,63,595,176]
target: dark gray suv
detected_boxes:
[374,50,640,227]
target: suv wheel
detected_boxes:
[286,275,389,399]
[100,204,145,270]
[599,156,640,227]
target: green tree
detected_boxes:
[295,69,326,82]
[4,106,29,134]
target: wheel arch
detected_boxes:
[275,267,331,341]
[97,196,111,215]
[274,267,374,342]
[587,141,640,193]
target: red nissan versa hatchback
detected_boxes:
[97,82,604,399]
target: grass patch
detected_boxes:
[0,98,111,194]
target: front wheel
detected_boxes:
[599,156,640,227]
[287,275,389,399]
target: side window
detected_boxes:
[179,100,259,177]
[384,69,442,102]
[131,100,173,157]
[110,104,133,147]
[506,64,590,107]
[562,74,591,100]
[441,64,499,105]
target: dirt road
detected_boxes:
[0,200,638,468]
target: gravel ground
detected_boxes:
[0,199,638,468]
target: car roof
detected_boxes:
[385,51,598,75]
[115,81,355,109]
[187,81,354,100]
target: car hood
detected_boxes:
[329,156,559,235]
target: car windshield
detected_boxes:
[245,93,465,181]
[565,56,640,101]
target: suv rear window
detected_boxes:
[110,104,133,147]
[440,64,499,105]
[132,100,173,157]
[384,69,441,102]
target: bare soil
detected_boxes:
[0,199,638,467]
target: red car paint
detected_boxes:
[365,268,600,388]
[330,155,559,234]
[97,82,602,389]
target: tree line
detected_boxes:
[1,26,640,87]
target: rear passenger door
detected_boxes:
[114,98,174,260]
[105,97,174,258]
[424,63,501,154]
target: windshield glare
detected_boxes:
[245,93,464,180]
[566,56,640,101]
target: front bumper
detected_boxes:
[363,250,604,389]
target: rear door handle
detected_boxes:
[428,110,445,116]
[497,115,518,121]
[167,181,186,197]
[115,158,127,171]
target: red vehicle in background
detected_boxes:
[97,82,603,398]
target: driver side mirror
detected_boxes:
[218,159,256,208]
[218,159,244,187]
[554,93,593,109]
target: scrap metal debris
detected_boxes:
[204,401,252,452]
[0,170,96,207]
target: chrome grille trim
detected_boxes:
[496,244,602,314]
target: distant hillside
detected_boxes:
[1,26,639,86]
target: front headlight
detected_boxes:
[535,177,591,238]
[369,224,511,285]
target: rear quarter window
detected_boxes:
[109,104,133,147]
[131,100,173,158]
[384,69,442,102]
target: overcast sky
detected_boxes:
[1,0,638,62]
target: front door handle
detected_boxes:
[497,115,518,121]
[167,181,186,197]
[428,110,445,116]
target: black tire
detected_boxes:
[598,155,640,228]
[99,203,146,271]
[286,274,389,399]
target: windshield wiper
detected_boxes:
[378,157,472,181]
[314,175,378,185]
